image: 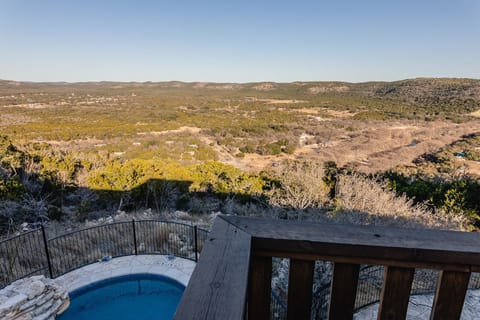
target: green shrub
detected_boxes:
[353,110,390,120]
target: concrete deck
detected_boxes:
[354,290,480,320]
[54,255,196,292]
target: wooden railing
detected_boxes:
[175,215,480,320]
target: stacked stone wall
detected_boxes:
[0,276,69,320]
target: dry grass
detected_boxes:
[219,119,480,173]
[469,109,480,117]
[334,173,466,230]
[268,161,330,210]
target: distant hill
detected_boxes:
[1,77,480,231]
[1,77,479,112]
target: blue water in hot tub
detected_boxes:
[57,274,185,320]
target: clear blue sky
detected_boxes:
[0,0,479,82]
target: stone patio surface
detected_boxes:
[354,290,480,320]
[54,255,196,292]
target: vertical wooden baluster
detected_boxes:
[378,266,414,320]
[287,259,315,320]
[430,271,470,320]
[328,262,360,320]
[248,256,272,320]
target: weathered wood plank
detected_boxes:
[176,216,480,319]
[377,266,414,320]
[328,262,360,320]
[248,256,272,320]
[223,215,480,269]
[174,218,251,320]
[430,271,470,320]
[287,259,314,320]
[253,250,475,272]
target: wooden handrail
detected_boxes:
[174,217,251,320]
[175,215,480,320]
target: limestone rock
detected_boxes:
[22,281,45,300]
[0,276,69,320]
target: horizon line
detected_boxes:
[1,76,479,86]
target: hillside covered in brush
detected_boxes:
[1,78,480,234]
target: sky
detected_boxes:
[0,0,479,83]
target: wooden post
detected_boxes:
[378,266,414,320]
[248,256,272,320]
[328,262,360,320]
[287,259,314,320]
[430,271,470,320]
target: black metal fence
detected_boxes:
[0,229,48,286]
[3,223,480,318]
[0,219,208,288]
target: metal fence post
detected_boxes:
[132,219,138,255]
[194,225,198,262]
[41,225,53,279]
